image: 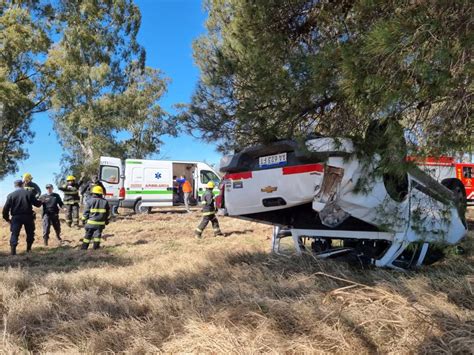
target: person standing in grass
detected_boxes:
[2,180,42,255]
[39,184,64,246]
[195,181,223,238]
[182,177,193,213]
[59,175,81,228]
[177,175,186,203]
[22,173,41,198]
[81,185,110,250]
[80,174,107,204]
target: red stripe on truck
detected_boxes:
[406,156,455,166]
[282,163,324,175]
[225,171,253,180]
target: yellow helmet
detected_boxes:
[66,175,76,181]
[91,185,104,195]
[206,181,215,189]
[23,173,32,181]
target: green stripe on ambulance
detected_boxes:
[127,190,173,195]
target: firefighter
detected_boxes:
[195,181,223,238]
[81,185,110,250]
[22,173,41,198]
[59,175,81,228]
[39,184,64,246]
[80,174,106,203]
[2,180,42,255]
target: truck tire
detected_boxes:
[134,199,151,214]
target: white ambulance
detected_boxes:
[98,157,221,213]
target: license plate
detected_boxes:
[259,153,287,168]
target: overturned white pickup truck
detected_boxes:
[218,138,468,269]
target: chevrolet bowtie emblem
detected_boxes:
[261,186,278,193]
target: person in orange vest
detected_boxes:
[182,177,193,213]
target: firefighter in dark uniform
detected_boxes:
[22,173,41,198]
[195,181,223,238]
[59,175,81,228]
[39,184,64,246]
[2,180,42,255]
[80,174,106,203]
[81,185,110,250]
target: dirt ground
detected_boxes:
[0,207,472,353]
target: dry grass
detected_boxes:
[0,207,473,353]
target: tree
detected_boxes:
[117,66,173,159]
[0,2,50,178]
[181,0,472,156]
[45,0,171,175]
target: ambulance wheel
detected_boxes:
[134,200,151,214]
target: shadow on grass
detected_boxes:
[222,229,255,237]
[151,209,193,215]
[136,250,473,352]
[415,310,474,353]
[139,250,474,299]
[3,244,473,352]
[0,245,131,273]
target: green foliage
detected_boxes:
[182,0,472,156]
[0,2,50,178]
[1,0,172,178]
[116,66,173,159]
[45,0,171,174]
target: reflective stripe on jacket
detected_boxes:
[59,182,80,204]
[83,196,110,228]
[201,189,215,214]
[24,182,41,199]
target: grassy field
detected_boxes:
[0,207,472,353]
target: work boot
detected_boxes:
[194,232,202,239]
[43,238,48,246]
[92,242,100,250]
[81,242,89,250]
[26,243,32,252]
[10,246,16,256]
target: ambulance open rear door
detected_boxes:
[99,156,124,205]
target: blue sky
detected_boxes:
[0,0,222,203]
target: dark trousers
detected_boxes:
[196,214,221,235]
[43,213,61,240]
[65,203,79,226]
[82,227,103,250]
[10,214,35,247]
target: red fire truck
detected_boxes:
[409,156,474,203]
